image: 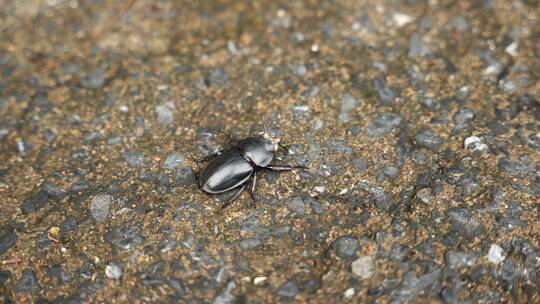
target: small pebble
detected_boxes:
[464,136,488,153]
[343,287,355,300]
[0,226,18,255]
[81,68,106,89]
[416,188,432,204]
[214,281,236,304]
[90,194,113,223]
[254,276,267,286]
[339,94,358,122]
[14,269,40,293]
[240,238,261,250]
[105,263,122,279]
[163,152,186,170]
[392,12,413,27]
[155,102,175,126]
[487,244,505,265]
[333,236,359,260]
[277,280,300,298]
[366,113,402,137]
[122,151,145,167]
[415,129,443,151]
[351,256,375,280]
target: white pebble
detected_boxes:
[105,263,122,279]
[119,105,129,112]
[254,276,267,286]
[343,287,355,300]
[505,41,519,57]
[487,244,505,265]
[314,186,326,194]
[392,12,413,27]
[464,136,488,153]
[292,105,309,112]
[351,256,375,280]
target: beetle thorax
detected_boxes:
[237,135,278,167]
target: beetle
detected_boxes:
[197,132,304,209]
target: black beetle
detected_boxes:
[197,132,304,208]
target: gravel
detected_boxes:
[214,281,236,304]
[122,151,145,167]
[81,68,106,89]
[105,226,145,250]
[446,207,484,238]
[276,280,300,298]
[90,194,113,223]
[366,113,402,137]
[357,181,391,209]
[20,189,50,214]
[163,152,186,169]
[487,244,505,265]
[372,76,399,106]
[2,1,539,303]
[0,271,11,286]
[209,67,229,86]
[0,226,17,256]
[445,251,479,269]
[390,269,441,304]
[47,264,71,284]
[339,93,358,121]
[240,238,261,250]
[352,157,368,173]
[415,129,443,151]
[287,196,306,215]
[105,263,122,279]
[408,34,431,58]
[155,102,175,126]
[175,167,196,186]
[14,269,40,293]
[333,236,359,260]
[351,256,375,280]
[498,156,533,177]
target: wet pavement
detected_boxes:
[0,0,539,303]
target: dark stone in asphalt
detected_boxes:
[277,280,300,298]
[366,113,402,137]
[175,167,196,186]
[20,189,50,214]
[415,129,443,151]
[0,270,11,285]
[446,207,484,238]
[105,226,145,250]
[47,264,71,284]
[0,226,17,256]
[14,269,40,293]
[372,76,399,106]
[333,236,359,260]
[122,151,145,167]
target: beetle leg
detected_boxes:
[248,172,257,204]
[197,150,223,162]
[220,184,246,209]
[264,164,307,171]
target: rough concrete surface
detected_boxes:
[0,0,539,303]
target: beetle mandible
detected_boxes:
[197,131,304,209]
